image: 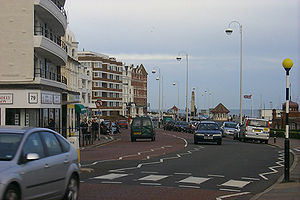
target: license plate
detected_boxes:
[254,129,262,132]
[134,132,141,135]
[204,136,213,139]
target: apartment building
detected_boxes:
[123,65,136,118]
[131,64,148,115]
[78,52,123,118]
[0,0,68,132]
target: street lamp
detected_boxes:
[225,21,243,124]
[152,68,161,127]
[282,58,293,182]
[172,81,180,109]
[176,52,189,122]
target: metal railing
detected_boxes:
[34,68,68,84]
[34,26,67,52]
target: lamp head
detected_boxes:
[225,28,233,35]
[152,69,156,74]
[176,57,182,61]
[156,77,159,80]
[282,58,293,71]
[173,82,176,86]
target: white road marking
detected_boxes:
[220,180,251,188]
[208,174,225,178]
[140,183,162,186]
[141,171,159,174]
[219,188,241,192]
[179,176,210,185]
[241,177,260,181]
[101,181,122,184]
[109,170,125,173]
[93,173,128,180]
[293,148,300,152]
[174,172,192,175]
[259,150,284,180]
[138,175,169,181]
[179,185,200,189]
[216,192,250,200]
[162,133,188,147]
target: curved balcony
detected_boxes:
[34,0,67,35]
[34,26,67,65]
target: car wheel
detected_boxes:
[217,141,222,145]
[63,174,79,200]
[131,137,136,142]
[265,140,268,144]
[3,184,20,200]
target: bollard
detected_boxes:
[274,131,276,143]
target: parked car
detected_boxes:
[194,121,222,145]
[118,120,128,129]
[0,126,80,200]
[163,120,175,131]
[221,121,238,137]
[238,118,270,144]
[130,116,156,142]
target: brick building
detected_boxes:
[131,64,148,115]
[272,101,300,130]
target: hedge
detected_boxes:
[270,129,300,139]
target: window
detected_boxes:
[94,81,101,87]
[116,76,120,80]
[116,84,120,89]
[109,74,113,79]
[41,132,62,156]
[56,135,70,153]
[109,83,113,88]
[109,102,113,107]
[23,132,45,158]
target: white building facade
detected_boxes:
[0,0,68,135]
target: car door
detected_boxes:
[40,131,70,197]
[19,132,49,199]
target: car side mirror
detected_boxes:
[26,153,40,161]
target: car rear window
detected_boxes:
[132,118,141,127]
[248,120,268,127]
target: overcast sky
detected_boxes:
[65,0,300,112]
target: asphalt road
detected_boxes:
[79,129,283,200]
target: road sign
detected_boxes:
[95,99,103,108]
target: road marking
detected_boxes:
[220,180,251,188]
[93,173,128,180]
[216,192,250,200]
[101,181,122,184]
[162,133,188,147]
[179,185,200,189]
[208,174,225,178]
[141,171,159,174]
[140,183,162,186]
[109,170,125,173]
[219,188,241,192]
[179,176,210,185]
[174,172,192,175]
[259,150,284,180]
[293,148,300,152]
[241,177,260,181]
[138,175,169,181]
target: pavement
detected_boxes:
[252,137,300,200]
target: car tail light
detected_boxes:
[268,121,270,128]
[246,119,249,127]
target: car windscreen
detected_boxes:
[248,120,268,127]
[0,133,23,161]
[132,118,142,127]
[225,123,237,128]
[198,123,219,130]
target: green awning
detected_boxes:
[75,104,87,114]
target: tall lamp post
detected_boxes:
[176,52,189,122]
[225,21,243,124]
[172,81,180,108]
[282,58,293,182]
[152,68,161,127]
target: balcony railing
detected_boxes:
[50,0,67,19]
[34,26,67,52]
[34,67,67,85]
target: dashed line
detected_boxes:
[208,174,225,178]
[241,177,260,181]
[141,171,159,174]
[101,181,122,184]
[140,183,161,186]
[174,172,192,175]
[179,185,200,189]
[219,188,241,192]
[216,191,250,200]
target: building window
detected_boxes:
[109,83,113,88]
[109,74,113,79]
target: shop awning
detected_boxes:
[75,104,87,114]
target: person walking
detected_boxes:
[91,119,99,140]
[80,118,88,145]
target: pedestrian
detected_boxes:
[48,118,55,131]
[80,118,88,144]
[92,119,99,140]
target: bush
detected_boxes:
[270,129,300,139]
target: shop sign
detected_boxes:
[0,93,13,104]
[41,93,53,104]
[53,94,61,104]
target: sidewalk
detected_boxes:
[79,134,116,151]
[252,137,300,200]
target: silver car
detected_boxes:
[0,126,80,200]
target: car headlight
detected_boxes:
[196,133,204,136]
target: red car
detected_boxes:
[118,120,128,129]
